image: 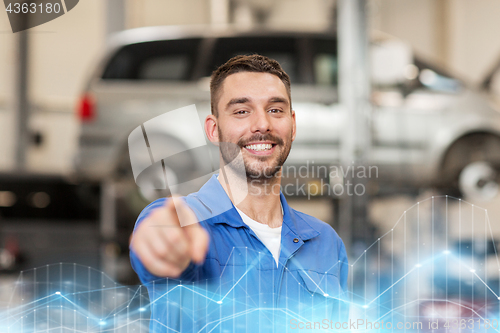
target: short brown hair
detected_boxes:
[210,54,292,117]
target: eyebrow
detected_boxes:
[226,96,289,109]
[269,97,289,105]
[227,97,250,108]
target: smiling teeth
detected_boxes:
[245,144,272,151]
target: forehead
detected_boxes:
[219,72,288,102]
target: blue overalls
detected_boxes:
[131,175,349,332]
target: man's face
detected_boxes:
[210,71,296,182]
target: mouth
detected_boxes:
[243,142,276,155]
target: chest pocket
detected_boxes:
[295,270,348,322]
[298,270,342,298]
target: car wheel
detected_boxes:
[441,133,500,201]
[458,161,499,202]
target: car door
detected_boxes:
[79,37,210,179]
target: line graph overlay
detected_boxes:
[1,196,499,332]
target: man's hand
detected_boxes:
[130,196,209,278]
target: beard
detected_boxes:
[218,128,292,183]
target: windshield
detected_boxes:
[414,58,462,93]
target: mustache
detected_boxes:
[238,133,284,147]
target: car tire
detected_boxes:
[458,161,499,202]
[441,133,500,201]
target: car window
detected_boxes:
[139,55,189,80]
[205,36,300,83]
[413,59,462,93]
[102,38,202,81]
[311,37,338,86]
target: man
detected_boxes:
[130,55,348,332]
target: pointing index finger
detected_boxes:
[168,196,209,264]
[169,195,199,227]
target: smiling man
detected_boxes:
[130,55,349,332]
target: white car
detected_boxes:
[74,26,500,210]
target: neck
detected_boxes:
[218,167,283,228]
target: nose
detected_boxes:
[251,109,272,133]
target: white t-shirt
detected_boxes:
[235,206,282,267]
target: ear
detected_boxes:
[291,109,297,142]
[205,114,219,146]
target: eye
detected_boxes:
[234,110,248,115]
[268,109,283,113]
